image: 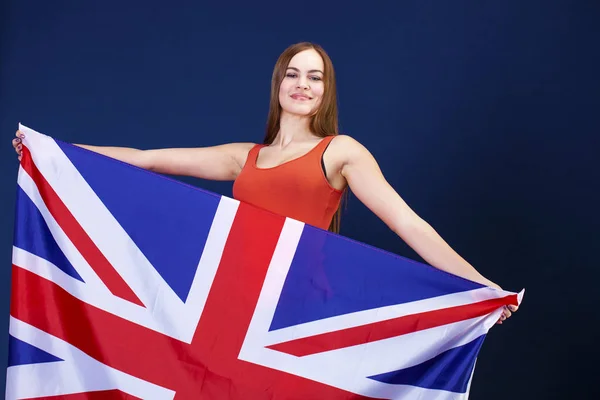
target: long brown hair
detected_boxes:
[263,42,346,233]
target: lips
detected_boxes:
[291,93,312,100]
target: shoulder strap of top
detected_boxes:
[247,143,265,167]
[312,135,336,158]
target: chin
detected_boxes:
[281,104,318,117]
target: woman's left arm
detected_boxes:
[337,135,501,289]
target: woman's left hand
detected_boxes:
[497,304,518,324]
[486,281,518,325]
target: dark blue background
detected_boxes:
[1,1,598,398]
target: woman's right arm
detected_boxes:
[14,130,255,181]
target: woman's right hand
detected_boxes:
[13,130,25,161]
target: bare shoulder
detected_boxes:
[329,134,371,161]
[224,142,258,169]
[331,134,368,150]
[224,141,256,154]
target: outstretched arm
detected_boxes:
[14,130,254,181]
[336,135,516,323]
[75,142,255,180]
[337,135,498,287]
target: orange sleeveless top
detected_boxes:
[232,136,343,230]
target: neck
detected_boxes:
[273,112,315,147]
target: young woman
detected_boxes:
[12,42,517,323]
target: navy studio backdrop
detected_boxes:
[1,1,599,399]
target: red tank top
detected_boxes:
[232,136,343,230]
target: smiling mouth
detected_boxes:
[291,94,312,100]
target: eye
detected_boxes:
[309,76,322,81]
[286,73,298,78]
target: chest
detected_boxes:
[255,143,322,168]
[254,144,345,191]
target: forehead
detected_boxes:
[287,49,324,71]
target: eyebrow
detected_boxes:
[286,66,324,74]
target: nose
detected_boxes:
[296,76,310,90]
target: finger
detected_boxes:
[507,305,518,312]
[498,310,509,322]
[16,144,23,155]
[16,130,25,138]
[503,308,512,319]
[13,138,21,147]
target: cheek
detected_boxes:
[313,83,325,105]
[279,79,294,94]
[278,80,292,103]
[313,83,325,99]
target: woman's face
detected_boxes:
[278,49,325,117]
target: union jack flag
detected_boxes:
[7,124,523,399]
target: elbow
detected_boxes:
[139,150,157,171]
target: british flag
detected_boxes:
[7,124,523,399]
